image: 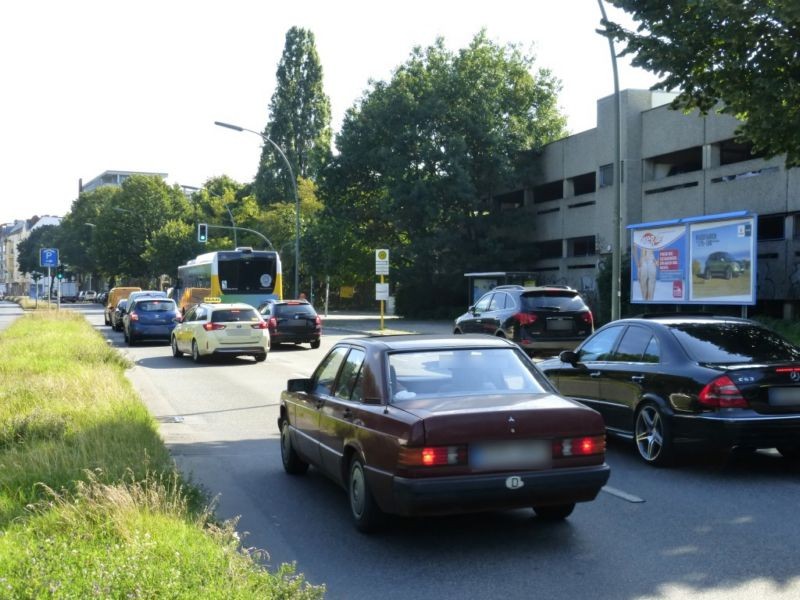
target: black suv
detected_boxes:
[258,299,322,349]
[453,285,594,356]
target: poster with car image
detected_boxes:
[689,216,756,304]
[630,225,687,303]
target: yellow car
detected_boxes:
[171,302,269,363]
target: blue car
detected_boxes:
[123,298,180,346]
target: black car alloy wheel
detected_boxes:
[634,403,674,466]
[280,420,308,475]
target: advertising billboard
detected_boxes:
[629,212,756,306]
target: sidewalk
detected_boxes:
[0,300,24,333]
[320,310,453,336]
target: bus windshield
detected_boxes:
[218,254,276,293]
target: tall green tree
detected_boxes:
[318,32,567,314]
[16,225,59,276]
[91,176,189,281]
[254,27,332,205]
[59,186,118,277]
[606,0,800,166]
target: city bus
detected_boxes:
[174,247,282,313]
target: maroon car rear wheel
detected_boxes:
[349,456,383,533]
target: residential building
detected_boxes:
[0,215,62,296]
[499,89,798,318]
[80,170,168,193]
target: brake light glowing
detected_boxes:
[514,312,537,326]
[203,322,226,331]
[775,367,800,373]
[698,375,748,408]
[581,311,594,326]
[398,445,466,467]
[251,321,268,329]
[552,435,605,457]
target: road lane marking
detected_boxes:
[601,485,645,503]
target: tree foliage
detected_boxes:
[317,31,567,315]
[606,0,800,166]
[16,225,59,276]
[254,27,332,205]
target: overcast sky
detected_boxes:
[0,0,659,224]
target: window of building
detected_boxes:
[538,240,563,259]
[570,172,596,196]
[599,164,614,188]
[568,236,596,257]
[758,214,785,241]
[644,147,702,180]
[533,181,563,203]
[719,139,764,165]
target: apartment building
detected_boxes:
[504,88,798,317]
[0,216,62,296]
[80,170,168,193]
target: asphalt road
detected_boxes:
[62,303,800,600]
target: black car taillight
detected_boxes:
[580,311,594,326]
[698,375,748,408]
[513,312,537,326]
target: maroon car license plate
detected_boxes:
[470,440,551,470]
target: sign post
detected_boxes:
[375,249,390,331]
[40,248,59,310]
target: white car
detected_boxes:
[171,302,269,363]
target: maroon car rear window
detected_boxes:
[211,309,259,323]
[388,348,550,403]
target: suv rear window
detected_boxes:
[669,323,800,364]
[520,291,586,311]
[211,308,260,323]
[275,303,317,317]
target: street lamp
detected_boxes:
[214,120,301,298]
[597,0,623,321]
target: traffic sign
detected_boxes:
[40,248,59,268]
[375,249,389,275]
[376,283,389,301]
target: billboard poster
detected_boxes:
[631,225,687,303]
[689,216,756,304]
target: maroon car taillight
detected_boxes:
[698,375,748,408]
[552,435,605,457]
[398,445,467,467]
[514,312,537,326]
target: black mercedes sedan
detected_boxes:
[537,314,800,466]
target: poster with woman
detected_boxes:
[630,225,687,303]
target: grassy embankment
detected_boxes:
[0,311,324,598]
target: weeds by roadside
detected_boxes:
[0,311,324,598]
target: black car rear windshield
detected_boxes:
[211,308,260,323]
[669,322,800,364]
[520,291,586,312]
[275,303,316,317]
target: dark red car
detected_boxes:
[278,334,610,532]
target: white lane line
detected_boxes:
[602,485,645,503]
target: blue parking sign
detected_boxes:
[40,248,59,268]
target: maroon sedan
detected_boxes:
[278,334,610,532]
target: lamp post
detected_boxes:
[215,120,301,298]
[597,0,623,321]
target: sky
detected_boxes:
[0,0,659,225]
